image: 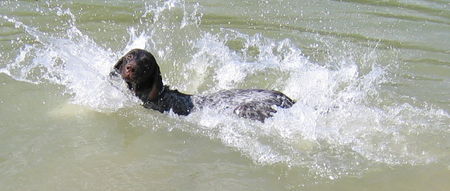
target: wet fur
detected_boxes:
[112,49,295,122]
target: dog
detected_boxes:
[111,49,295,122]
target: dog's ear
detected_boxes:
[110,57,124,77]
[153,63,164,91]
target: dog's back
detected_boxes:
[193,89,295,122]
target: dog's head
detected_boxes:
[113,49,163,91]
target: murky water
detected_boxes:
[1,0,449,190]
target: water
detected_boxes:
[0,0,449,190]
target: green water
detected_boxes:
[0,0,449,190]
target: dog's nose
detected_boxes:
[125,65,135,73]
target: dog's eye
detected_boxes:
[126,54,134,60]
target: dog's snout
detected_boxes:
[120,62,138,82]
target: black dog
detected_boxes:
[112,49,295,122]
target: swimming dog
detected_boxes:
[112,49,295,122]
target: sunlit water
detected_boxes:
[1,0,449,190]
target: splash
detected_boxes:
[0,6,153,111]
